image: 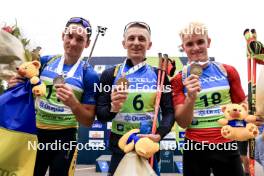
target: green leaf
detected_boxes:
[12,26,21,38]
[24,49,32,62]
[21,38,30,47]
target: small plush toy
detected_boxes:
[17,60,46,96]
[218,104,259,141]
[118,129,159,159]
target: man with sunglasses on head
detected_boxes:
[8,17,99,176]
[96,21,175,175]
[171,22,247,176]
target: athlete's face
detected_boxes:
[62,24,90,59]
[182,34,211,62]
[122,27,152,62]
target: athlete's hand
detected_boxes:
[7,75,25,88]
[254,116,264,127]
[55,84,79,108]
[110,86,128,112]
[184,74,201,100]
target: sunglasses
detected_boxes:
[124,21,151,35]
[66,17,92,36]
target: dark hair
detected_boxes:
[65,17,92,39]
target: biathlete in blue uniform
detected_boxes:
[96,21,175,175]
[171,22,246,176]
[8,17,99,176]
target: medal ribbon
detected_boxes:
[120,58,146,77]
[189,60,209,66]
[56,55,82,78]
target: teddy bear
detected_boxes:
[118,129,159,159]
[17,60,46,96]
[218,103,259,141]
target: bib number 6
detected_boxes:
[133,94,144,111]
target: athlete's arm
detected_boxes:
[7,75,25,88]
[156,75,175,139]
[171,73,201,129]
[55,84,96,127]
[224,64,246,103]
[96,67,118,123]
[137,74,175,142]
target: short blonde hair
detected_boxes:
[179,22,208,40]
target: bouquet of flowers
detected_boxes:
[0,21,36,80]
